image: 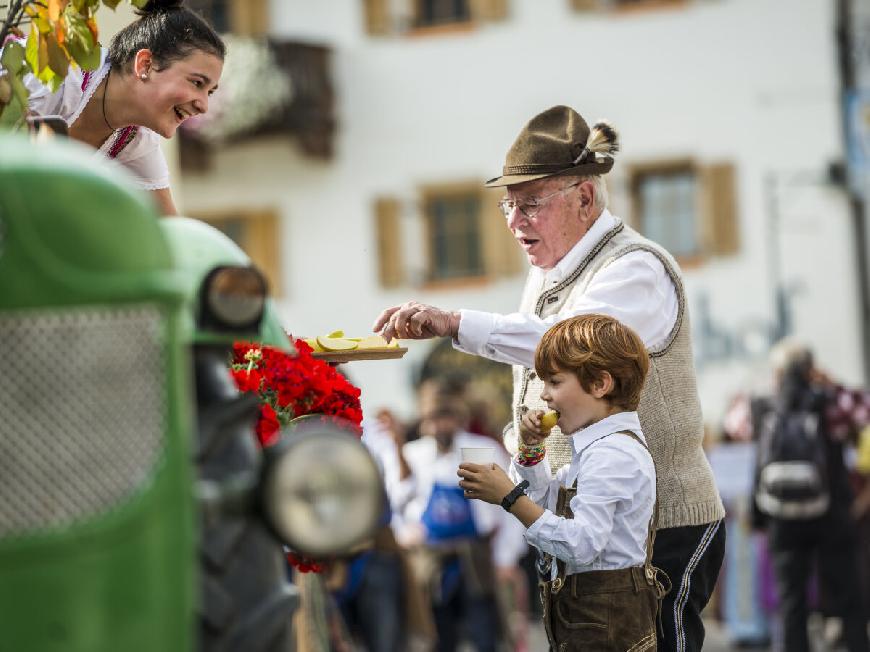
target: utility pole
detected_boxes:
[836,0,870,384]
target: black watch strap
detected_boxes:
[501,479,530,512]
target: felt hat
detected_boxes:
[485,105,619,187]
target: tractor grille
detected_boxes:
[0,305,168,539]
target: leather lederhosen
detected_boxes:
[538,431,671,652]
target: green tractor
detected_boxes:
[0,136,383,651]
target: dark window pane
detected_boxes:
[186,0,231,33]
[426,192,483,280]
[637,171,699,258]
[418,0,470,26]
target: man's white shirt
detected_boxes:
[509,412,655,574]
[455,210,679,367]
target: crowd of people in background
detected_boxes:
[290,332,870,652]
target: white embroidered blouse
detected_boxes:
[21,48,170,191]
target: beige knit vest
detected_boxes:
[508,219,725,529]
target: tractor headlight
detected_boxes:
[199,265,267,332]
[262,418,383,557]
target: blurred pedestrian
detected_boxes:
[373,104,725,651]
[390,387,526,652]
[747,338,869,652]
[458,314,667,651]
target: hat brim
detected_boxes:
[484,159,614,188]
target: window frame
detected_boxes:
[420,181,489,288]
[627,158,706,269]
[190,209,283,296]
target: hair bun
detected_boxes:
[136,0,184,16]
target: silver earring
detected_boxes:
[140,74,148,81]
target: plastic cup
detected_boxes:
[460,447,496,465]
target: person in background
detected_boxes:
[458,314,666,651]
[2,0,224,214]
[731,338,870,652]
[389,386,526,652]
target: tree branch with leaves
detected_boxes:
[0,0,147,128]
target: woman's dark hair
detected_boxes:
[108,0,226,72]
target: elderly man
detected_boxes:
[373,105,725,651]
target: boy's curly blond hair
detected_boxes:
[535,314,649,411]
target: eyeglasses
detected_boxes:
[497,181,581,220]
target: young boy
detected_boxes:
[458,314,667,651]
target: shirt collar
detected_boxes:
[569,411,645,456]
[544,209,618,286]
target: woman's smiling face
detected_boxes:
[140,49,223,138]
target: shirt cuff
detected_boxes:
[509,455,552,506]
[524,510,556,549]
[454,309,497,356]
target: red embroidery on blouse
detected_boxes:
[80,67,137,160]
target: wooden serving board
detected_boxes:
[311,347,408,363]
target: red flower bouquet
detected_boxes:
[230,339,363,448]
[229,338,364,573]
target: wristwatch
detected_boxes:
[501,480,530,512]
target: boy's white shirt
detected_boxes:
[509,411,655,576]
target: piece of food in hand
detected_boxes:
[540,410,560,432]
[316,336,358,351]
[356,334,400,349]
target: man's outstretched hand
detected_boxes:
[372,301,461,342]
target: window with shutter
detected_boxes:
[194,210,283,295]
[628,159,739,265]
[374,197,405,288]
[700,163,739,256]
[569,0,689,13]
[186,0,267,35]
[363,0,392,35]
[415,182,524,288]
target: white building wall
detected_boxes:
[180,0,865,425]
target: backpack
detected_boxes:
[754,390,830,520]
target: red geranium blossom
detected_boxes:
[229,338,365,573]
[230,339,364,448]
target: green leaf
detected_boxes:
[65,15,101,71]
[101,0,122,9]
[0,76,28,131]
[129,0,149,8]
[25,27,41,75]
[8,72,29,108]
[45,33,70,78]
[0,41,26,75]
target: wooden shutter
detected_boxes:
[699,162,739,256]
[374,197,404,287]
[230,0,267,36]
[364,0,392,35]
[469,0,508,22]
[479,187,524,277]
[198,210,283,296]
[570,0,601,10]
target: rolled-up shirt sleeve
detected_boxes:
[455,251,678,368]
